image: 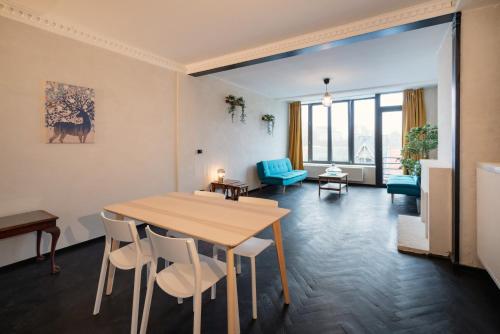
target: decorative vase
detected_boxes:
[267,120,274,135]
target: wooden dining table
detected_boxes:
[104,192,291,334]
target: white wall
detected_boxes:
[0,17,177,267]
[177,75,288,192]
[436,25,453,166]
[424,86,438,127]
[424,86,438,159]
[460,4,500,267]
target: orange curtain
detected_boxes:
[402,88,426,174]
[288,101,304,170]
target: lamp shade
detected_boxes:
[322,92,333,107]
[321,78,333,107]
[217,168,225,182]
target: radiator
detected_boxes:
[304,164,364,182]
[339,166,364,182]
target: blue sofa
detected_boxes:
[256,158,308,193]
[386,175,421,203]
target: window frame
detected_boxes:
[303,92,403,168]
[303,96,376,166]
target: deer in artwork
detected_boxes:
[46,83,95,144]
[49,109,92,143]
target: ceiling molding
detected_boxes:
[186,0,456,74]
[0,1,186,73]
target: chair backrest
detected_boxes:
[238,196,278,207]
[194,190,225,199]
[257,158,292,178]
[145,226,198,265]
[100,212,136,243]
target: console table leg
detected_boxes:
[45,226,61,274]
[36,230,45,261]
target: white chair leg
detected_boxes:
[93,251,109,315]
[193,291,202,334]
[250,257,257,320]
[139,270,156,334]
[131,266,142,334]
[211,246,218,300]
[236,255,242,274]
[106,240,119,295]
[106,263,116,295]
[212,245,218,260]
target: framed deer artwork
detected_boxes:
[44,81,95,144]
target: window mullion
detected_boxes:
[308,104,312,162]
[327,106,332,163]
[348,100,354,164]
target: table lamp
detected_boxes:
[217,169,225,182]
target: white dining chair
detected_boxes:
[212,196,277,319]
[140,226,233,334]
[93,212,152,334]
[165,190,226,304]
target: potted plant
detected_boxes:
[261,114,275,135]
[225,95,246,123]
[400,124,438,175]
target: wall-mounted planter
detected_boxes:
[262,114,275,135]
[225,95,246,123]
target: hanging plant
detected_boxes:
[225,95,246,123]
[262,114,275,135]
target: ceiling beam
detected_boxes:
[187,0,455,76]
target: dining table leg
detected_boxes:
[226,247,240,334]
[272,220,290,304]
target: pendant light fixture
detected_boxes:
[321,78,333,107]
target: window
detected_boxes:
[380,92,404,183]
[302,92,402,169]
[354,99,375,164]
[301,105,309,161]
[311,105,328,161]
[382,111,403,182]
[331,102,349,162]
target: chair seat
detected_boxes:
[109,239,152,270]
[234,237,274,258]
[156,254,226,298]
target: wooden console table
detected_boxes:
[0,210,61,274]
[210,179,249,200]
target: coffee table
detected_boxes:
[318,172,349,196]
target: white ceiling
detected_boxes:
[213,23,450,99]
[9,0,433,64]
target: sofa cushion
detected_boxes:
[259,158,292,178]
[269,170,306,180]
[386,175,420,197]
[262,170,308,186]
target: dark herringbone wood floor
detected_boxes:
[1,183,500,334]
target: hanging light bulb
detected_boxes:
[322,78,333,107]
